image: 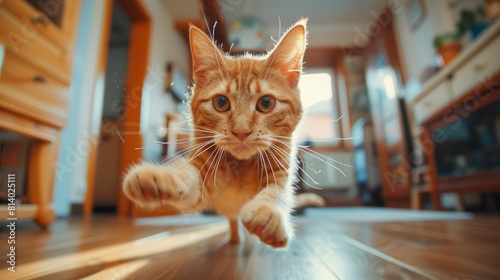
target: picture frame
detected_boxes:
[408,0,426,31]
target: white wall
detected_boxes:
[53,0,107,216]
[141,0,190,162]
[394,0,455,84]
[394,0,486,86]
[53,0,192,215]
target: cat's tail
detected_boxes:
[294,193,326,208]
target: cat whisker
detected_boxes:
[206,19,225,82]
[180,129,224,138]
[153,135,214,146]
[200,2,212,40]
[253,145,264,191]
[270,137,352,170]
[172,119,192,127]
[197,145,220,200]
[300,146,353,169]
[206,146,221,185]
[273,144,319,188]
[200,145,224,200]
[173,127,219,134]
[172,140,215,164]
[262,149,278,195]
[115,125,181,135]
[266,143,309,188]
[278,15,282,37]
[213,144,226,187]
[212,21,218,42]
[161,140,215,166]
[186,141,218,166]
[267,144,307,184]
[299,113,344,124]
[332,115,343,122]
[256,145,269,191]
[262,137,302,164]
[264,145,289,178]
[272,134,358,142]
[113,126,125,143]
[213,144,226,186]
[267,143,323,190]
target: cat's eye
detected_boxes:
[213,95,231,112]
[256,96,276,113]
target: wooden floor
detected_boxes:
[1,209,500,280]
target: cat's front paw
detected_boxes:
[123,163,189,208]
[240,201,291,248]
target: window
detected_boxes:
[296,70,340,146]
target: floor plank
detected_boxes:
[338,220,500,279]
[1,210,500,280]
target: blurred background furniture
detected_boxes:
[364,12,413,208]
[406,19,500,210]
[0,0,81,227]
[352,118,382,206]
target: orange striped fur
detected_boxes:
[123,19,308,248]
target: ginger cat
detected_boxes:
[123,19,308,248]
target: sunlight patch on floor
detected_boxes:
[6,222,228,280]
[81,259,150,280]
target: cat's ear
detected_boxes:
[266,18,308,88]
[189,25,225,86]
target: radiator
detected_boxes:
[299,151,356,190]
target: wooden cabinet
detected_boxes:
[364,14,412,208]
[3,0,79,49]
[413,82,454,125]
[0,0,81,228]
[451,35,500,99]
[0,2,76,85]
[406,20,500,210]
[0,50,68,127]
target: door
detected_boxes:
[364,17,412,207]
[84,0,178,217]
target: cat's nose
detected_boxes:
[232,129,252,141]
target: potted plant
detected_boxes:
[458,8,488,40]
[433,6,490,67]
[434,32,462,66]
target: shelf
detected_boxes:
[405,19,500,104]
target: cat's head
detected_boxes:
[188,19,307,160]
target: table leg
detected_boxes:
[28,136,60,229]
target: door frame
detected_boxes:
[84,0,152,216]
[83,0,113,216]
[115,0,152,216]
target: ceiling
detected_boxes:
[162,0,388,48]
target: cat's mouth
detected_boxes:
[233,143,250,151]
[224,142,261,160]
[229,143,253,159]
